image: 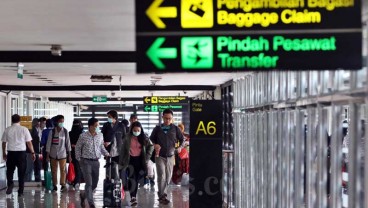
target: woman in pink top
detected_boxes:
[118,121,153,206]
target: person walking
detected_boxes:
[25,118,41,182]
[69,119,84,191]
[102,110,126,178]
[2,114,36,197]
[150,109,185,204]
[119,121,153,206]
[40,118,54,185]
[46,115,72,192]
[75,117,110,208]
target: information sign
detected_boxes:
[92,96,107,102]
[136,0,362,72]
[143,96,188,104]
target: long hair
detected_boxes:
[129,121,146,145]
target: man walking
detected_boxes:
[76,117,110,208]
[150,109,185,204]
[2,114,35,197]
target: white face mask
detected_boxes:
[132,131,140,137]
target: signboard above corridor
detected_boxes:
[137,0,361,31]
[136,0,362,73]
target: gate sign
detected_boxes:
[136,0,362,73]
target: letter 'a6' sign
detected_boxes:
[190,100,222,139]
[136,0,362,73]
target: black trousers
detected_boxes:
[7,151,27,190]
[127,156,145,198]
[34,154,41,181]
[71,150,82,185]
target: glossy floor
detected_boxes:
[0,184,189,208]
[0,161,189,208]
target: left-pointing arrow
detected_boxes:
[146,0,177,29]
[144,106,151,111]
[144,97,151,103]
[147,37,177,69]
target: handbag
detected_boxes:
[45,163,53,191]
[67,162,76,184]
[178,148,189,160]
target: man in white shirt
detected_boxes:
[76,117,109,208]
[1,114,35,197]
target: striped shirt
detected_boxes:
[75,131,109,161]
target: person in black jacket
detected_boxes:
[150,109,185,205]
[102,110,126,179]
[69,119,84,191]
[25,118,42,182]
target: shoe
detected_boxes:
[53,185,58,192]
[74,183,80,191]
[159,197,170,205]
[6,184,13,195]
[130,197,138,206]
[80,192,86,207]
[61,185,67,192]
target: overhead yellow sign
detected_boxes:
[143,96,189,104]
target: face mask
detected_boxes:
[132,131,140,137]
[95,127,100,133]
[107,118,113,123]
[58,123,64,128]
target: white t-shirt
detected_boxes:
[1,123,32,151]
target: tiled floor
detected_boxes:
[0,184,189,208]
[0,160,189,208]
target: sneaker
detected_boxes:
[74,183,80,191]
[61,185,67,192]
[53,186,58,192]
[130,197,138,206]
[6,184,13,195]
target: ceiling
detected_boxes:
[0,0,246,104]
[0,1,367,105]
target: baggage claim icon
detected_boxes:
[181,0,214,28]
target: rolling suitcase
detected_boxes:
[103,158,122,207]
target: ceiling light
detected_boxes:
[51,45,62,56]
[90,75,113,82]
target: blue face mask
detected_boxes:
[107,118,113,123]
[95,127,100,133]
[58,123,64,128]
[132,131,140,137]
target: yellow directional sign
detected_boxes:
[181,0,213,28]
[146,0,178,29]
[143,96,188,104]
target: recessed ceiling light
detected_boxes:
[90,75,113,82]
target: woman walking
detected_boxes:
[69,119,84,191]
[119,121,153,206]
